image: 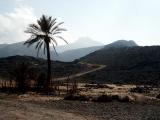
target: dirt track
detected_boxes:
[54,64,106,81]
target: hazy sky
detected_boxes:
[0,0,160,46]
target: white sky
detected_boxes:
[0,0,160,46]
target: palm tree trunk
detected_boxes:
[45,42,51,91]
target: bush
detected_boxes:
[118,95,130,102]
[130,86,151,93]
[64,94,90,101]
[156,94,160,99]
[93,94,130,103]
[112,95,119,100]
[64,94,131,103]
[85,84,114,89]
[94,95,112,102]
[130,87,145,93]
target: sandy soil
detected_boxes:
[0,93,160,120]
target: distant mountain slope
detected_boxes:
[0,37,103,61]
[0,42,41,58]
[104,40,138,49]
[52,40,137,61]
[0,44,8,49]
[55,37,103,53]
[54,46,103,62]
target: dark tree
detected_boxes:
[9,62,30,93]
[24,15,68,91]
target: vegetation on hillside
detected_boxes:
[80,46,160,85]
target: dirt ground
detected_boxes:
[0,93,160,120]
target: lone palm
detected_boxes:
[24,15,67,91]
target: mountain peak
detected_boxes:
[75,37,103,46]
[55,37,103,53]
[104,40,138,49]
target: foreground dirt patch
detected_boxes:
[0,94,160,120]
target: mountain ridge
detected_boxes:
[0,39,138,62]
[0,37,103,60]
[80,45,160,85]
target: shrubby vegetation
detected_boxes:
[64,94,131,102]
[64,94,90,101]
[156,94,160,99]
[0,56,90,93]
[81,46,160,85]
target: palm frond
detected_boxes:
[55,28,67,32]
[24,14,68,58]
[51,42,58,56]
[35,41,42,49]
[55,36,68,44]
[43,43,47,55]
[24,37,39,47]
[36,42,43,57]
[49,18,57,30]
[50,37,58,46]
[51,22,64,33]
[29,24,41,33]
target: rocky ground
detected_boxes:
[0,93,160,120]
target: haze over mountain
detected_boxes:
[0,39,139,62]
[54,40,138,61]
[0,44,8,49]
[0,37,103,61]
[54,46,103,62]
[55,37,103,53]
[0,39,138,62]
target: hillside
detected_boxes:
[0,41,46,58]
[80,45,160,85]
[53,40,136,61]
[54,46,103,62]
[81,40,139,65]
[0,55,90,79]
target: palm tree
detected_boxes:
[24,15,68,91]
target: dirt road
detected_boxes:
[53,64,106,81]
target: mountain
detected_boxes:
[52,40,137,61]
[0,41,47,58]
[0,37,103,61]
[54,46,103,62]
[0,44,8,49]
[104,40,138,49]
[55,37,103,53]
[81,40,138,65]
[80,41,160,85]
